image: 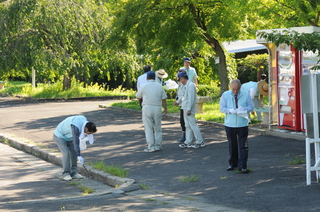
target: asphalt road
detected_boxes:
[0,97,319,212]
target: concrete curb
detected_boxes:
[0,133,135,188]
[99,104,306,141]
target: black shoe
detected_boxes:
[226,166,235,171]
[239,168,249,173]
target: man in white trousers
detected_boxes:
[177,71,205,149]
[136,71,167,152]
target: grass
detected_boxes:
[144,198,156,202]
[111,99,180,114]
[139,184,150,190]
[184,196,194,201]
[68,182,81,186]
[111,98,262,124]
[285,154,306,165]
[0,80,135,98]
[0,81,29,96]
[77,185,94,195]
[179,174,202,183]
[89,161,129,178]
[68,182,94,195]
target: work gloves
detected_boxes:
[77,156,84,165]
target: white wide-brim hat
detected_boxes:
[258,81,269,96]
[155,69,168,79]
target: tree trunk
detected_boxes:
[63,75,71,90]
[189,4,229,95]
[256,68,262,82]
[214,42,229,95]
[202,32,229,95]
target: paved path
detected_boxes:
[0,97,319,212]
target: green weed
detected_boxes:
[144,198,156,202]
[139,184,150,190]
[77,185,94,195]
[285,154,306,165]
[89,161,129,178]
[68,182,81,186]
[179,174,201,183]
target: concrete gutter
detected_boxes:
[0,133,135,188]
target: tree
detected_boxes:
[259,30,320,68]
[0,0,142,89]
[109,0,252,94]
[250,0,320,28]
[237,54,269,83]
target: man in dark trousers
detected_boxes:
[220,79,253,173]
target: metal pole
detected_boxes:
[32,67,36,88]
[306,137,311,185]
[82,164,92,178]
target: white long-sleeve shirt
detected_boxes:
[181,81,196,111]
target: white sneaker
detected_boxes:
[144,148,156,153]
[72,173,83,179]
[63,175,72,181]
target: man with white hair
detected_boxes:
[220,79,254,174]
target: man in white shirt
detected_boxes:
[136,71,167,152]
[137,65,152,107]
[176,71,205,149]
[175,57,199,142]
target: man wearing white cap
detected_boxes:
[53,115,97,181]
[136,71,167,152]
[177,71,205,149]
[175,57,199,142]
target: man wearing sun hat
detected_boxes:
[241,74,267,122]
[155,69,168,86]
[136,71,167,152]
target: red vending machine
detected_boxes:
[276,44,303,131]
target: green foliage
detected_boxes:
[1,80,136,98]
[0,81,30,96]
[110,0,254,93]
[251,0,320,28]
[196,85,220,98]
[259,30,320,69]
[89,161,129,178]
[0,0,141,89]
[237,54,269,83]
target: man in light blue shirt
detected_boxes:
[220,79,253,174]
[180,57,198,87]
[54,115,97,181]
